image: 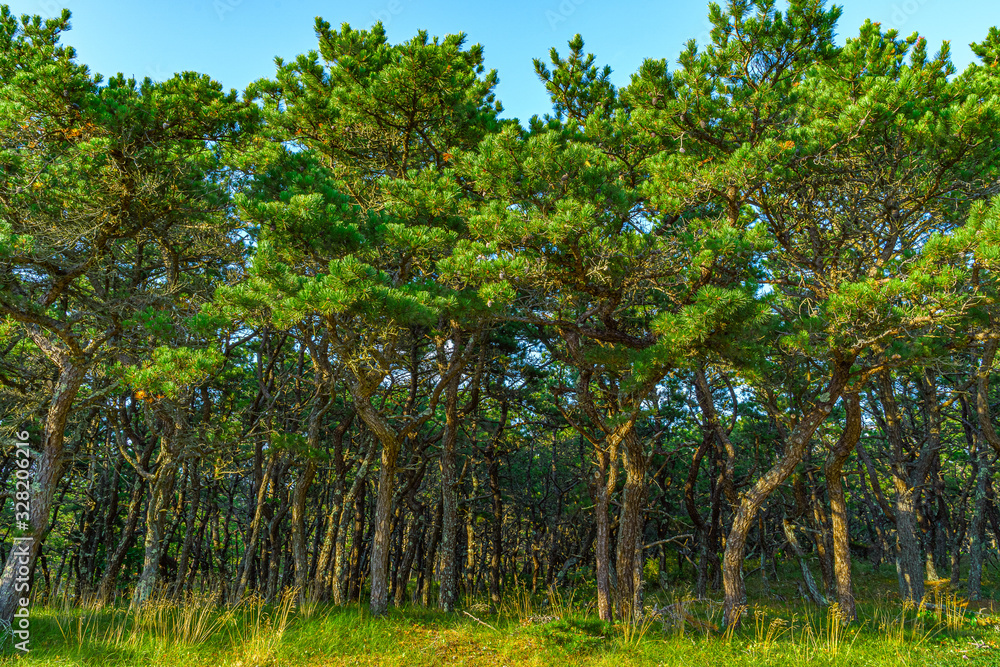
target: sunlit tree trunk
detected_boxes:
[723,360,850,628]
[825,393,861,620]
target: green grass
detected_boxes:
[1,584,999,666]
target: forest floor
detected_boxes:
[2,563,1000,666]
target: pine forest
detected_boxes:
[3,1,1000,664]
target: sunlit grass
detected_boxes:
[1,581,998,666]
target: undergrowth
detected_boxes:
[1,583,998,666]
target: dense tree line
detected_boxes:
[2,0,1000,629]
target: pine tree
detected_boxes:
[446,30,765,619]
[0,7,257,620]
[230,21,502,616]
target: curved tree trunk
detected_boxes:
[131,402,190,608]
[292,393,333,600]
[722,358,850,628]
[345,328,468,616]
[782,516,827,605]
[692,367,735,595]
[0,362,87,623]
[233,450,278,602]
[132,455,178,607]
[313,412,354,599]
[824,392,861,620]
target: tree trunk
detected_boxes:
[132,454,178,607]
[970,337,1000,599]
[685,435,712,597]
[291,460,318,599]
[96,431,156,605]
[615,427,646,620]
[722,358,850,628]
[976,338,1000,457]
[782,516,827,606]
[346,332,467,615]
[878,370,924,605]
[292,393,332,600]
[422,499,443,606]
[394,515,423,607]
[808,477,835,595]
[0,362,87,623]
[313,413,354,600]
[466,480,478,595]
[486,402,508,608]
[266,488,290,600]
[967,442,989,600]
[891,478,924,604]
[348,482,367,602]
[824,392,861,620]
[437,340,461,612]
[172,460,201,597]
[593,429,620,621]
[367,435,400,616]
[233,449,278,602]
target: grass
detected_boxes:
[2,580,999,666]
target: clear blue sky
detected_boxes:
[4,0,997,121]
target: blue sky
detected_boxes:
[4,0,996,121]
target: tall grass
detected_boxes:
[749,605,790,653]
[227,589,297,667]
[53,593,225,651]
[613,605,657,651]
[17,582,998,667]
[46,589,296,666]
